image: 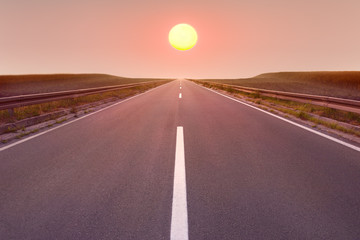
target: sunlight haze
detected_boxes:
[0,0,359,78]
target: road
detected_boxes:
[1,79,360,240]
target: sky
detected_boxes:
[1,0,359,79]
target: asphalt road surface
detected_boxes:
[1,79,360,240]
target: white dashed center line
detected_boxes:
[179,93,182,98]
[170,127,188,240]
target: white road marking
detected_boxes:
[0,82,172,152]
[192,81,360,153]
[180,87,182,89]
[179,93,182,98]
[171,126,189,240]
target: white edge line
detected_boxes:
[189,81,360,153]
[170,126,189,240]
[0,81,172,152]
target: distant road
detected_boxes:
[1,79,360,239]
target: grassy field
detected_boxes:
[0,74,169,97]
[0,74,171,125]
[197,71,360,100]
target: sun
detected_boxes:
[169,23,198,51]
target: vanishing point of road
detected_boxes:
[1,79,360,240]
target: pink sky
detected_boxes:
[1,0,359,78]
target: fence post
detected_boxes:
[8,108,15,117]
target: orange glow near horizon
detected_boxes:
[1,1,360,78]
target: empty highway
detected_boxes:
[1,79,360,240]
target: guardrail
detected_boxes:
[194,80,360,114]
[0,80,170,111]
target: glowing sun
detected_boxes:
[169,23,198,51]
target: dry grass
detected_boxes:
[196,71,360,100]
[15,129,39,139]
[245,95,360,126]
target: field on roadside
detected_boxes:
[0,81,169,126]
[0,74,171,127]
[197,72,360,100]
[0,74,169,97]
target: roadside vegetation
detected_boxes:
[196,71,360,100]
[0,73,170,97]
[0,81,169,125]
[192,80,360,138]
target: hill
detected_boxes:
[202,71,360,100]
[0,74,165,97]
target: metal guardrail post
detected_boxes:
[8,108,14,117]
[0,80,171,111]
[191,80,360,114]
